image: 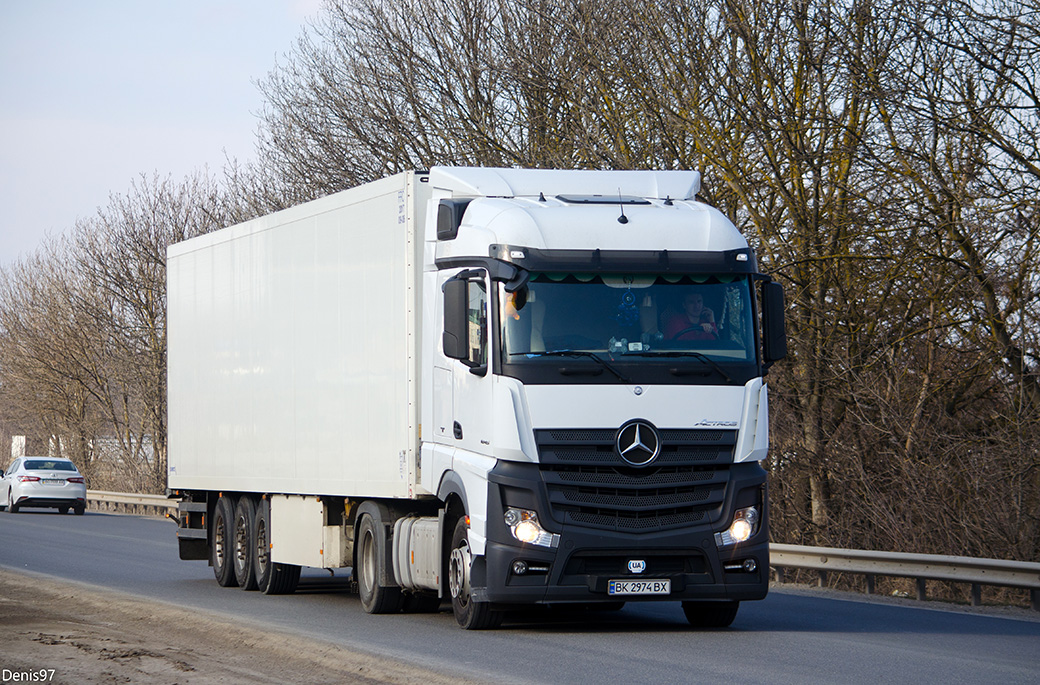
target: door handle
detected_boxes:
[453,421,463,440]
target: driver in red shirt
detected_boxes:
[664,292,717,340]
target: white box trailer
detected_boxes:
[167,167,787,629]
[168,173,425,500]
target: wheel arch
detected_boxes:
[436,470,469,528]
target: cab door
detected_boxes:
[444,271,494,459]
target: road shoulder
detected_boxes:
[0,568,473,685]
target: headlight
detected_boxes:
[503,508,560,548]
[715,506,760,547]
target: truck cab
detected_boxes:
[417,168,785,628]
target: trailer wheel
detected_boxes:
[356,514,401,613]
[253,497,300,595]
[233,496,259,590]
[682,600,739,628]
[212,496,239,587]
[448,517,502,630]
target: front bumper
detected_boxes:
[479,460,769,605]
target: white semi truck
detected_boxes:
[167,167,786,629]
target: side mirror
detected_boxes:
[442,273,488,374]
[762,281,787,364]
[442,278,469,361]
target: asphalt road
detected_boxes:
[2,510,1039,684]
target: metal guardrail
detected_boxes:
[86,490,1040,611]
[88,490,177,516]
[771,543,1040,611]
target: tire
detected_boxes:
[253,497,300,595]
[73,504,85,516]
[212,496,239,587]
[448,517,502,630]
[9,493,18,514]
[58,506,70,515]
[355,514,402,614]
[233,496,259,590]
[682,600,739,628]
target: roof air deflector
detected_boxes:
[556,194,651,205]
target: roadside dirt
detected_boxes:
[0,569,475,685]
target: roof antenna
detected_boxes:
[617,189,629,224]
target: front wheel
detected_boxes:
[448,517,502,630]
[682,600,739,628]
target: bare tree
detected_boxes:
[0,240,106,481]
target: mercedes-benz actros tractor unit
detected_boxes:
[167,167,786,629]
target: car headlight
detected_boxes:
[714,506,760,547]
[503,508,560,548]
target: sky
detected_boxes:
[0,0,322,269]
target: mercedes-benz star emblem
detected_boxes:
[616,420,661,466]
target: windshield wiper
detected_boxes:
[623,350,734,383]
[510,350,630,383]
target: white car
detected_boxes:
[0,457,87,515]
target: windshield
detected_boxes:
[499,273,757,370]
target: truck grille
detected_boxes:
[535,428,735,532]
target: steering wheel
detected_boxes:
[673,325,717,340]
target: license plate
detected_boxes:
[43,479,64,485]
[608,579,671,596]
